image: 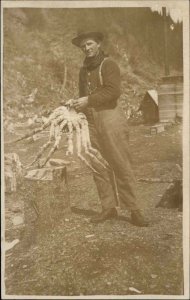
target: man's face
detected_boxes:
[80,38,100,58]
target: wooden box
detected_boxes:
[158,75,183,122]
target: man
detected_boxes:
[71,31,148,226]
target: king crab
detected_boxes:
[9,102,109,174]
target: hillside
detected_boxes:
[3,7,183,121]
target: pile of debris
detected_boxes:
[4,153,24,193]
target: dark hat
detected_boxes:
[72,31,104,47]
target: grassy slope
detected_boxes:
[3,7,183,123]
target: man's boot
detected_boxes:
[90,207,118,223]
[131,210,149,227]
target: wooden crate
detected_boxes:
[150,124,165,135]
[175,82,183,118]
[158,75,183,122]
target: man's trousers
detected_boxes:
[86,105,140,211]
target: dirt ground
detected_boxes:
[3,122,183,297]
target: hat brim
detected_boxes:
[72,32,104,47]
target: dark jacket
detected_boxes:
[79,58,121,110]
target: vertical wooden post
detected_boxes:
[162,7,170,76]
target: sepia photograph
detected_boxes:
[1,0,189,299]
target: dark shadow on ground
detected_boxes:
[71,206,100,216]
[71,206,131,223]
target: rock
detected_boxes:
[27,118,34,126]
[12,216,24,226]
[7,123,15,133]
[156,180,182,210]
[25,88,38,104]
[150,124,165,135]
[151,274,158,279]
[18,113,24,119]
[129,287,141,294]
[85,234,95,238]
[41,116,48,124]
[22,265,27,269]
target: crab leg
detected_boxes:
[27,120,58,167]
[40,119,68,168]
[6,121,51,144]
[49,121,56,141]
[80,118,91,148]
[74,121,98,174]
[59,119,68,132]
[81,119,109,169]
[66,121,73,155]
[28,140,52,168]
[53,114,67,126]
[6,108,68,144]
[87,131,109,168]
[88,147,110,169]
[49,115,66,142]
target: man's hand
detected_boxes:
[72,97,88,111]
[63,99,74,107]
